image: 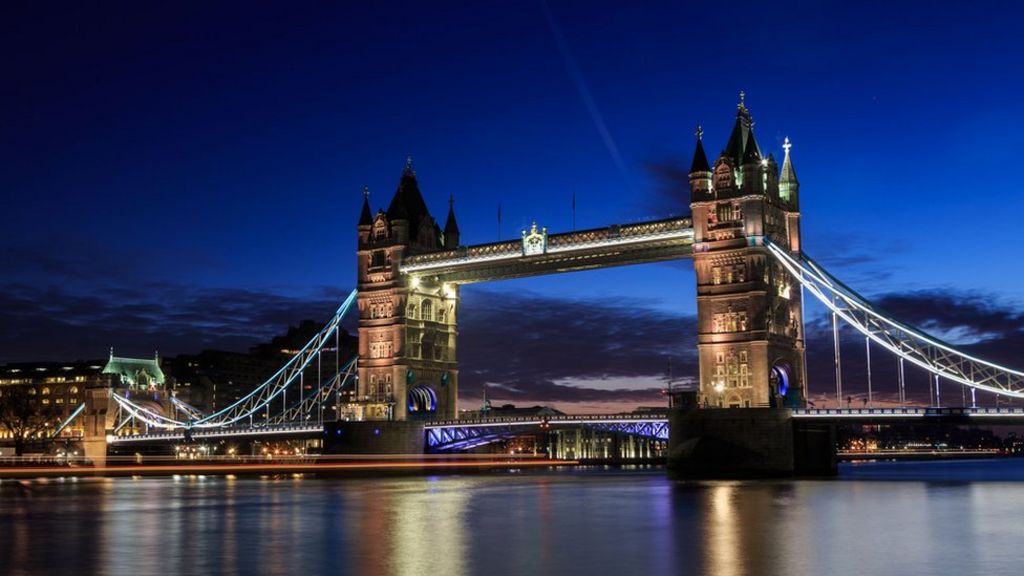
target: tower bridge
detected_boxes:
[62,95,1024,476]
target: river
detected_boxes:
[2,460,1023,576]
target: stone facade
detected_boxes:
[689,97,806,409]
[354,160,460,420]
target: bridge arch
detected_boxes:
[407,385,438,416]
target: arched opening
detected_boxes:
[770,362,796,407]
[407,385,437,417]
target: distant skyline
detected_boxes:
[4,1,1024,410]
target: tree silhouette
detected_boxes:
[0,387,59,456]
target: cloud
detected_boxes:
[4,273,1022,411]
[640,156,692,219]
[457,288,697,408]
[803,289,1024,406]
[0,282,348,363]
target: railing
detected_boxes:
[108,422,325,443]
[401,218,693,274]
[425,413,669,428]
[793,407,1024,418]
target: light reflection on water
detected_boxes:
[2,461,1024,576]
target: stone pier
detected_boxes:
[667,407,835,478]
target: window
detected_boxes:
[41,387,50,395]
[712,267,721,285]
[55,398,64,404]
[69,386,78,394]
[422,300,433,322]
[69,397,78,405]
[371,251,386,268]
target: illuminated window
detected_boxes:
[55,398,64,404]
[69,386,79,394]
[42,398,50,405]
[41,387,50,395]
[712,267,721,285]
[69,397,78,405]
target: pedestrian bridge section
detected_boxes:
[400,217,694,284]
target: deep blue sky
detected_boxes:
[4,1,1024,409]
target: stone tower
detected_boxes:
[354,159,460,420]
[689,95,806,409]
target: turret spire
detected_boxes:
[779,137,799,203]
[690,124,710,173]
[742,124,762,164]
[358,185,373,226]
[780,137,797,182]
[723,91,754,165]
[444,193,460,246]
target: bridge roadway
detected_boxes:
[105,407,1024,447]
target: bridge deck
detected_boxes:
[400,217,693,284]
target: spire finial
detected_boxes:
[109,347,114,358]
[363,185,369,199]
[405,155,413,170]
[739,90,746,108]
[449,193,454,208]
[783,137,792,155]
[695,124,703,140]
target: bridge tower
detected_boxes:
[354,159,460,421]
[689,95,806,409]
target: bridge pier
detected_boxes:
[81,387,113,467]
[322,421,425,454]
[668,407,835,478]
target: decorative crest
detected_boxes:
[783,137,792,155]
[521,222,548,256]
[695,125,703,140]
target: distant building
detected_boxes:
[0,352,162,442]
[164,322,358,414]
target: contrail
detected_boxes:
[542,1,632,185]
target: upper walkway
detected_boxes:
[399,217,693,284]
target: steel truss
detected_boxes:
[425,418,669,452]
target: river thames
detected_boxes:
[2,460,1023,576]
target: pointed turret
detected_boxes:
[779,137,799,205]
[741,125,761,165]
[690,126,710,173]
[722,91,754,165]
[689,126,713,202]
[358,186,373,226]
[444,194,460,247]
[387,156,432,242]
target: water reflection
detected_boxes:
[1,461,1023,576]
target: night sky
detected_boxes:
[4,1,1024,411]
